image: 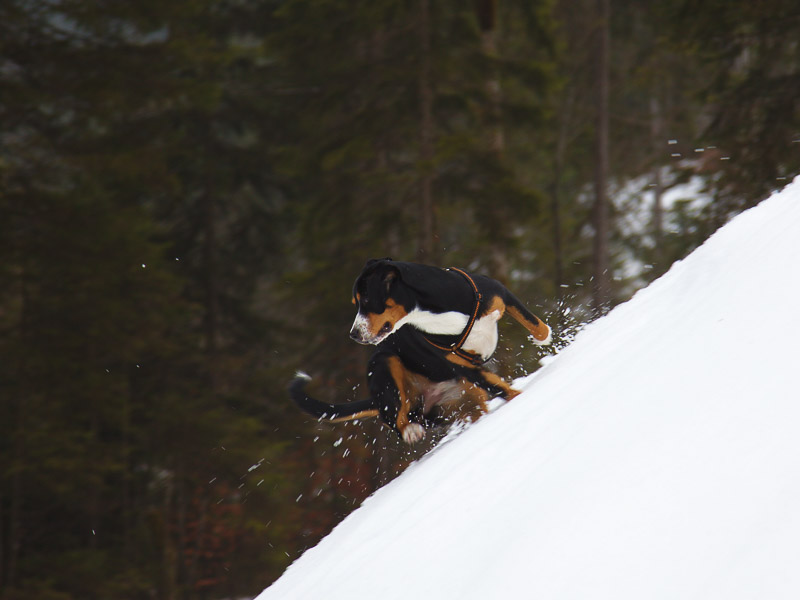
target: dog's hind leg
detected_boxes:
[421,379,490,427]
[444,353,520,401]
[452,383,490,423]
[471,368,520,401]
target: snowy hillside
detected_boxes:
[257,180,800,600]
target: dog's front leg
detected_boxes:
[368,353,426,444]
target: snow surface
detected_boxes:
[258,179,800,600]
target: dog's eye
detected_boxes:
[380,322,392,334]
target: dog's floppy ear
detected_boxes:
[383,268,398,294]
[364,257,393,269]
[363,258,398,291]
[356,258,400,300]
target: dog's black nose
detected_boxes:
[349,329,360,341]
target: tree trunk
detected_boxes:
[203,194,220,390]
[121,382,132,559]
[477,0,510,280]
[417,0,437,263]
[551,84,577,303]
[6,264,32,594]
[7,407,23,593]
[477,0,504,154]
[592,0,611,316]
[160,477,178,600]
[551,168,565,299]
[650,95,664,269]
[186,495,210,599]
[0,490,4,596]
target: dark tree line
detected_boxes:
[2,0,799,598]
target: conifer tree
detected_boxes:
[671,0,800,214]
[1,0,299,596]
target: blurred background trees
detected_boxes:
[1,0,798,597]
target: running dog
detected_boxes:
[290,258,551,444]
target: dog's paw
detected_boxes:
[401,423,426,445]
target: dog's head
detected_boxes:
[349,258,411,345]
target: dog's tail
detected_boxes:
[289,373,381,422]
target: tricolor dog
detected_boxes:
[290,258,551,444]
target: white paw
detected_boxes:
[401,423,426,445]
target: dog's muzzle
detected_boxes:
[349,327,368,344]
[349,313,374,345]
[350,313,393,345]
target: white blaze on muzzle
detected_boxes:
[350,312,383,344]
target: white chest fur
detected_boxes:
[395,308,469,336]
[397,308,501,360]
[461,310,502,359]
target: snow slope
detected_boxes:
[258,180,800,600]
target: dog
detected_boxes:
[290,258,551,444]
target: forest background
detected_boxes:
[2,1,799,599]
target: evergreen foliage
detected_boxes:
[671,0,800,217]
[0,0,795,598]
